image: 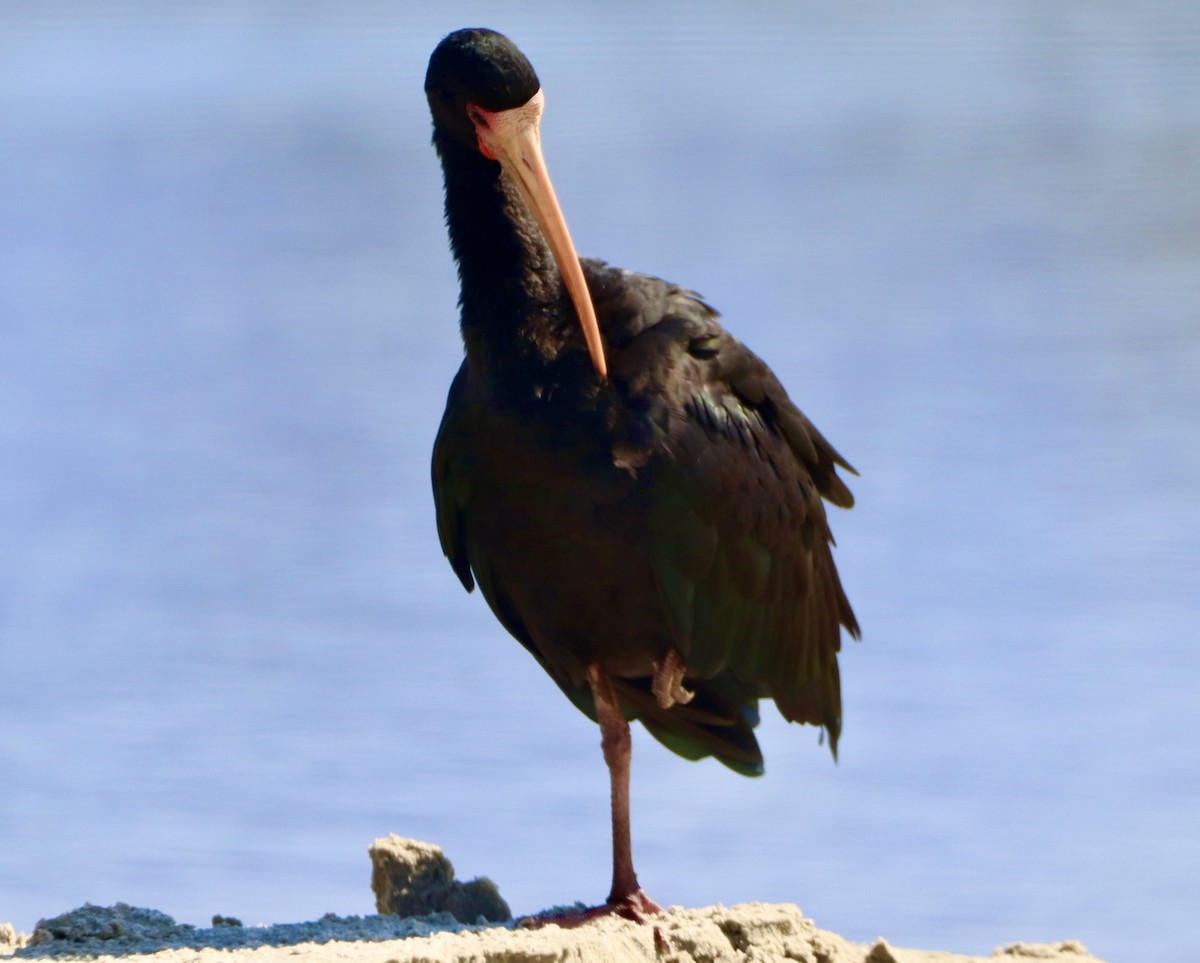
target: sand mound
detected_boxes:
[0,837,1104,963]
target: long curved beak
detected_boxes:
[468,90,608,380]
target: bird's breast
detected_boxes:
[458,392,673,679]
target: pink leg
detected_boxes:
[520,665,662,927]
[589,663,660,912]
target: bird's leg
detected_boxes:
[520,666,662,929]
[588,663,642,906]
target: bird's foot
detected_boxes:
[517,889,664,929]
[652,649,693,709]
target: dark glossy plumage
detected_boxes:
[433,247,858,772]
[428,26,856,801]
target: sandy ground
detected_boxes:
[0,839,1105,963]
[0,903,1103,963]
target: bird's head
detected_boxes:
[425,29,540,147]
[426,28,608,380]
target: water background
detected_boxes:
[2,4,1197,962]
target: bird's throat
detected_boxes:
[438,138,569,376]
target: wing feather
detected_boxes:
[646,319,858,758]
[431,365,475,592]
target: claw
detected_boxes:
[652,649,694,709]
[517,889,664,929]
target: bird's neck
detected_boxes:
[437,136,571,383]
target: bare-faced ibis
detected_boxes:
[425,28,859,921]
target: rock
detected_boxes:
[867,937,901,962]
[996,941,1094,958]
[368,835,511,924]
[0,922,26,952]
[29,903,189,947]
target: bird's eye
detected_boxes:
[466,103,490,129]
[464,104,499,160]
[687,335,721,359]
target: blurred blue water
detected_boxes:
[1,4,1197,962]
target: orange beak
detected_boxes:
[467,89,608,380]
